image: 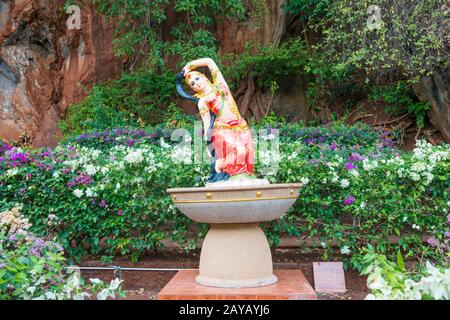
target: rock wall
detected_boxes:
[0,0,120,146]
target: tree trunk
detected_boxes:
[235,0,287,121]
[413,72,450,143]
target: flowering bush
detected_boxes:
[0,207,125,300]
[0,123,448,267]
[361,247,450,300]
[271,137,449,269]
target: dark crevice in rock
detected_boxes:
[0,58,17,84]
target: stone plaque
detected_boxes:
[313,262,346,293]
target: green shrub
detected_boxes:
[361,246,450,300]
[0,207,125,300]
[0,123,448,268]
[60,69,180,137]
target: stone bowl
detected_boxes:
[167,183,302,224]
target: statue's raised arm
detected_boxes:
[182,58,229,91]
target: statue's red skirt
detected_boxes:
[212,120,255,177]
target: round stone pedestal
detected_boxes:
[196,223,277,288]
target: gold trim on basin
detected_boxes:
[173,195,298,204]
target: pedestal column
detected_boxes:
[196,223,277,288]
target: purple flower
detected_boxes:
[447,214,450,223]
[345,162,357,171]
[0,263,6,269]
[73,173,94,186]
[445,231,450,239]
[126,139,136,147]
[29,247,41,257]
[117,210,124,216]
[329,143,337,151]
[34,238,46,247]
[100,200,107,208]
[66,180,76,188]
[0,157,4,162]
[10,152,29,163]
[8,234,16,241]
[348,152,365,162]
[343,195,356,206]
[427,237,438,247]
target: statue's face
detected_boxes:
[187,73,209,93]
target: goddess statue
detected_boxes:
[176,58,255,183]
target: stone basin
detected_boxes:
[167,182,302,288]
[167,183,301,224]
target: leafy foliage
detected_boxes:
[369,82,431,128]
[59,69,194,136]
[1,122,449,268]
[315,0,450,83]
[225,39,309,90]
[94,0,246,67]
[0,207,125,300]
[361,246,450,300]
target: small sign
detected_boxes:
[313,262,346,293]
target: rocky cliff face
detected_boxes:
[0,0,120,146]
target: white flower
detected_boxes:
[363,160,378,171]
[96,289,110,301]
[125,150,144,164]
[300,177,310,185]
[109,278,122,291]
[160,138,171,149]
[90,278,103,286]
[360,201,366,209]
[45,291,57,300]
[424,172,434,185]
[340,246,351,255]
[412,162,426,172]
[410,172,421,181]
[53,171,60,178]
[171,146,192,164]
[261,133,276,141]
[115,183,121,191]
[100,167,109,174]
[340,179,350,188]
[412,224,420,230]
[73,189,83,198]
[91,150,101,159]
[85,188,94,198]
[73,292,91,300]
[6,169,19,177]
[85,164,97,176]
[350,170,360,177]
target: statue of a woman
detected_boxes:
[176,58,255,183]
